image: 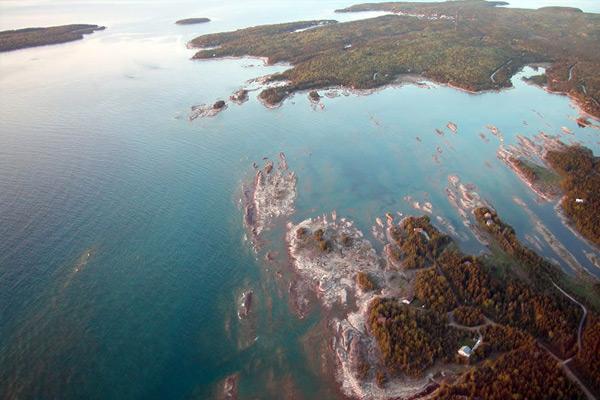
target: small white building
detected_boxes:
[458,345,473,358]
[401,297,413,305]
[575,198,585,204]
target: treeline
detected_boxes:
[434,343,585,400]
[510,156,539,182]
[474,207,562,284]
[368,298,466,377]
[547,60,600,120]
[508,155,561,197]
[545,145,600,247]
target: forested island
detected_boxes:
[0,24,105,52]
[175,18,211,25]
[189,0,600,116]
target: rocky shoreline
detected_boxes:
[235,147,600,398]
[284,211,466,399]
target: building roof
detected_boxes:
[458,345,473,357]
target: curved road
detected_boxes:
[552,281,587,355]
[490,59,512,83]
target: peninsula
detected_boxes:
[241,156,600,399]
[189,0,600,117]
[498,135,600,247]
[0,24,105,52]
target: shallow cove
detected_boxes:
[1,1,600,399]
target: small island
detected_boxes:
[175,18,211,25]
[0,24,105,52]
[189,99,227,120]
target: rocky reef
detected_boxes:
[189,100,227,120]
[243,153,296,244]
[237,290,253,319]
[287,213,382,309]
[217,374,238,400]
[284,210,457,399]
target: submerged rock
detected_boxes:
[576,116,590,127]
[238,290,253,319]
[218,374,238,400]
[287,213,382,308]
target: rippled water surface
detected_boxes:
[1,1,599,399]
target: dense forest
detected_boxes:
[434,343,585,400]
[191,0,600,115]
[368,298,466,377]
[545,145,600,247]
[367,214,600,396]
[0,25,105,52]
[415,268,457,313]
[388,215,452,269]
[433,247,580,359]
[452,305,484,326]
[571,315,600,396]
[471,325,533,361]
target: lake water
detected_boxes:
[1,1,599,399]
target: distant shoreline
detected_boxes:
[0,24,105,52]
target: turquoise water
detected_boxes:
[1,1,599,399]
